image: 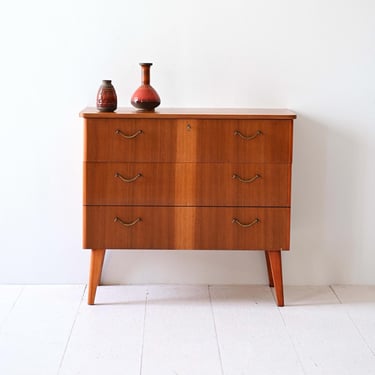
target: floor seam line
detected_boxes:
[208,285,225,375]
[0,285,25,334]
[277,299,308,375]
[56,284,87,375]
[139,287,149,375]
[331,285,375,357]
[347,313,375,357]
[329,285,343,303]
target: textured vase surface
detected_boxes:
[131,63,160,111]
[96,80,117,112]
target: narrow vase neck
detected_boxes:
[140,63,152,85]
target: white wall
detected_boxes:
[0,0,374,285]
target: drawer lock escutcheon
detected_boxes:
[232,217,260,228]
[232,173,261,183]
[234,129,262,140]
[114,216,142,227]
[115,129,143,139]
[115,172,143,183]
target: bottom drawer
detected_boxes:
[83,206,290,250]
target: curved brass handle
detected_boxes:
[115,172,142,183]
[232,217,260,228]
[115,129,143,139]
[234,130,262,140]
[232,173,261,183]
[114,216,142,227]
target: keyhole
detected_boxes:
[186,123,192,131]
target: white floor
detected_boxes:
[0,285,375,375]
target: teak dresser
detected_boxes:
[80,108,296,306]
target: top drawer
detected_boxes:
[84,118,293,163]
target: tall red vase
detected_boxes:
[131,63,161,111]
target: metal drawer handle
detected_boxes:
[234,130,262,140]
[232,173,261,183]
[115,129,143,139]
[114,216,142,227]
[232,217,260,228]
[115,172,142,183]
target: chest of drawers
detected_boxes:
[80,108,296,306]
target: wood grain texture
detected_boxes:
[84,162,291,206]
[88,249,106,305]
[83,206,290,251]
[81,108,295,306]
[84,118,293,163]
[265,251,275,287]
[266,251,284,307]
[80,107,297,119]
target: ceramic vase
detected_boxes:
[96,80,117,112]
[131,63,160,111]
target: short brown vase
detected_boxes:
[96,80,117,112]
[131,63,161,111]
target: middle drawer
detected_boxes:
[84,162,291,206]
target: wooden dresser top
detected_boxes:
[80,107,297,120]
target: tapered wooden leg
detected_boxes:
[266,250,284,307]
[264,251,274,287]
[88,249,106,305]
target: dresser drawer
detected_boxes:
[84,118,162,162]
[84,162,291,206]
[84,118,293,163]
[83,206,290,250]
[172,119,293,163]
